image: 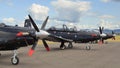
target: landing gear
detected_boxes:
[60,42,66,50]
[68,42,73,48]
[60,42,73,50]
[11,50,19,65]
[86,46,91,50]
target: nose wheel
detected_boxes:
[11,56,19,65]
[11,50,19,65]
[86,46,91,50]
[68,42,73,48]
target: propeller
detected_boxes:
[112,31,116,40]
[28,15,50,56]
[99,27,102,34]
[98,26,104,44]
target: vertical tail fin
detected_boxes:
[24,19,32,28]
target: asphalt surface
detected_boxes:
[0,42,120,68]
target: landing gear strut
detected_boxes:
[60,42,66,50]
[11,50,19,65]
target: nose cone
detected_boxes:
[100,33,107,37]
[36,30,50,39]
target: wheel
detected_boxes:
[68,43,73,48]
[60,45,66,50]
[86,46,91,50]
[11,56,19,65]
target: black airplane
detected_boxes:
[1,14,114,65]
[40,24,101,51]
[41,23,116,51]
[0,15,50,65]
[89,27,116,44]
[27,15,115,53]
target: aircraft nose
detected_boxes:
[36,30,50,39]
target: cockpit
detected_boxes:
[47,24,77,32]
[0,23,6,27]
[0,23,19,27]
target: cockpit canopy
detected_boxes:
[47,24,77,31]
[0,23,6,27]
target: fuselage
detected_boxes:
[46,28,100,43]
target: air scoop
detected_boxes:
[16,32,29,37]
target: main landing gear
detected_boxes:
[60,42,73,50]
[59,42,91,50]
[60,42,66,50]
[11,50,19,65]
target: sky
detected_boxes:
[0,0,120,29]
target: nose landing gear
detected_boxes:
[11,50,19,65]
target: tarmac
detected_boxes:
[0,42,120,68]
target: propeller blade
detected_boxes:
[112,36,115,40]
[41,16,49,30]
[98,38,103,45]
[102,27,104,32]
[42,40,50,51]
[28,41,38,56]
[28,15,40,32]
[98,26,104,44]
[112,31,114,34]
[99,27,102,34]
[112,31,116,40]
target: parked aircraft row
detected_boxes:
[0,15,115,65]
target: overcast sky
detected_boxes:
[0,0,120,29]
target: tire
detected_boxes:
[86,46,91,50]
[68,43,73,48]
[60,45,66,50]
[11,56,19,65]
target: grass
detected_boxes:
[37,40,56,45]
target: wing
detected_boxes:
[45,34,73,42]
